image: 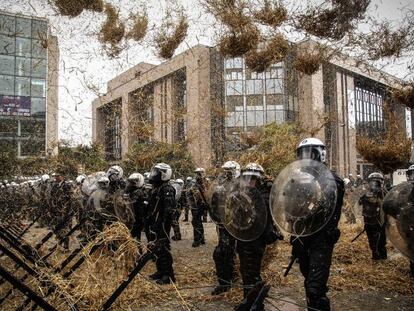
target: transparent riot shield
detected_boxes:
[383,182,414,261]
[270,159,337,237]
[221,178,267,242]
[82,171,106,196]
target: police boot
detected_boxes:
[307,294,330,311]
[211,284,230,295]
[156,274,176,285]
[171,233,181,241]
[149,271,163,280]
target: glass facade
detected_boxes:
[0,12,48,157]
[224,57,298,139]
[101,99,122,161]
[354,81,385,136]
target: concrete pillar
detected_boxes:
[46,35,59,155]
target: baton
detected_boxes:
[351,229,366,243]
[284,256,296,277]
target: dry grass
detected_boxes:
[245,33,289,73]
[99,3,126,57]
[126,12,148,42]
[53,0,103,17]
[392,83,414,109]
[356,107,411,174]
[218,25,260,58]
[293,47,327,75]
[154,10,189,59]
[252,0,288,28]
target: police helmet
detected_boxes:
[149,163,172,183]
[128,173,145,188]
[97,176,110,189]
[296,138,326,163]
[107,165,124,182]
[242,163,265,178]
[222,161,241,179]
[407,165,414,182]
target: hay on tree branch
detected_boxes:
[218,25,260,58]
[297,0,370,40]
[253,0,288,28]
[98,3,125,57]
[294,47,326,75]
[392,83,414,109]
[53,0,103,17]
[126,12,148,42]
[356,108,411,174]
[203,0,252,31]
[53,0,84,17]
[245,33,289,73]
[154,12,189,59]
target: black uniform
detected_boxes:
[124,184,147,243]
[211,178,237,294]
[291,172,344,311]
[147,181,176,283]
[187,178,207,246]
[359,190,387,260]
[171,184,184,241]
[236,177,282,298]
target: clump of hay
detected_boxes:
[203,0,252,31]
[154,10,189,59]
[99,3,126,57]
[218,25,260,58]
[253,0,288,28]
[294,47,326,75]
[392,83,414,109]
[245,33,289,72]
[297,0,370,40]
[366,25,409,60]
[126,12,148,42]
[356,107,411,174]
[53,0,84,17]
[53,0,103,17]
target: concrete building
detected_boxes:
[0,11,59,158]
[92,41,411,178]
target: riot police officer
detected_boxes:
[107,165,126,194]
[359,172,387,260]
[291,138,344,311]
[125,173,147,244]
[236,163,281,300]
[187,168,208,247]
[147,163,176,284]
[183,177,193,222]
[211,161,240,295]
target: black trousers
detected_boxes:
[153,221,174,277]
[236,239,266,298]
[365,223,387,260]
[171,209,181,238]
[294,230,339,311]
[213,227,236,286]
[191,207,205,244]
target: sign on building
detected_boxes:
[392,169,407,186]
[0,95,31,117]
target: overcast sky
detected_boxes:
[0,0,413,145]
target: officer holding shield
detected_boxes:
[284,138,345,311]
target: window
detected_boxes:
[16,17,32,38]
[0,119,17,135]
[246,79,263,95]
[15,77,30,96]
[226,80,243,96]
[265,79,283,94]
[0,74,14,95]
[31,58,46,77]
[20,139,45,156]
[16,57,31,76]
[16,37,31,56]
[32,20,47,39]
[31,78,46,97]
[0,55,14,75]
[32,39,46,58]
[0,34,15,55]
[355,85,384,135]
[31,97,46,116]
[0,14,15,35]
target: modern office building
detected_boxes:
[0,11,59,158]
[92,41,411,178]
